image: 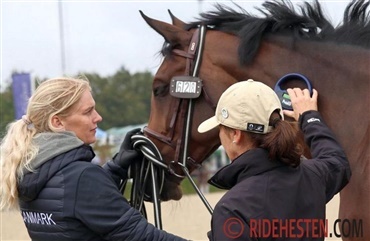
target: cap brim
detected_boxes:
[197,116,219,133]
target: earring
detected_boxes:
[232,140,236,143]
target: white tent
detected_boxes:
[95,128,108,145]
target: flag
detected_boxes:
[12,73,32,120]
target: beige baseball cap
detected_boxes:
[198,79,284,134]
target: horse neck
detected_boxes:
[241,36,370,161]
[244,36,370,91]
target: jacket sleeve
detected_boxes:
[299,111,351,202]
[102,160,128,187]
[75,165,188,241]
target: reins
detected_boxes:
[120,25,213,230]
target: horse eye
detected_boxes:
[161,42,174,57]
[153,84,169,97]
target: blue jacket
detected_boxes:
[18,132,187,241]
[207,111,351,241]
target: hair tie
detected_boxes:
[271,118,281,128]
[22,115,34,129]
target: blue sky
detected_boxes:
[1,0,350,88]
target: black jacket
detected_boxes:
[207,111,351,241]
[18,134,187,241]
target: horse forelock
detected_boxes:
[184,0,370,65]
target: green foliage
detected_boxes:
[0,85,15,137]
[84,66,153,130]
[0,66,154,135]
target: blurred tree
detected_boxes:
[0,67,153,136]
[84,66,153,130]
[0,85,15,137]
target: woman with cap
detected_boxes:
[198,79,350,240]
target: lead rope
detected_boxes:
[120,133,166,229]
[120,130,213,229]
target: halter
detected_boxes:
[124,25,214,229]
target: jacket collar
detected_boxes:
[28,131,84,172]
[208,148,285,189]
[18,145,95,202]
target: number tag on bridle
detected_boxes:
[170,76,202,99]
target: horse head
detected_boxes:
[139,10,247,200]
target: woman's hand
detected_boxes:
[283,88,318,121]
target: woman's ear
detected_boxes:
[51,115,65,130]
[233,129,243,144]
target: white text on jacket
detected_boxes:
[22,211,56,225]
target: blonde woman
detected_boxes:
[0,77,187,241]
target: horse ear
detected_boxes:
[168,10,187,29]
[140,10,192,47]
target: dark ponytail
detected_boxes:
[249,111,304,167]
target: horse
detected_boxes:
[140,0,370,240]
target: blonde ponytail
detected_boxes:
[1,119,38,210]
[0,76,90,211]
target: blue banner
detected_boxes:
[12,73,32,120]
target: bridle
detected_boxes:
[143,25,216,178]
[122,25,215,229]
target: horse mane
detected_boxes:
[185,0,370,65]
